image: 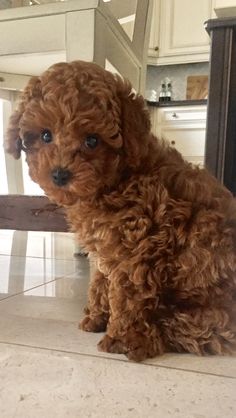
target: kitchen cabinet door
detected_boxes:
[214,0,236,17]
[159,125,206,166]
[148,0,215,65]
[149,105,207,166]
[148,0,161,58]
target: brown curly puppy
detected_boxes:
[5,61,236,361]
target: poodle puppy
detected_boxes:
[5,60,236,361]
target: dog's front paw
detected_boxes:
[98,334,128,355]
[98,331,164,361]
[79,314,107,333]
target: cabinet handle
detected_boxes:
[172,112,178,118]
[154,46,159,51]
[171,140,176,145]
[0,77,5,82]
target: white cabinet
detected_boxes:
[148,0,161,58]
[149,105,207,166]
[214,0,236,17]
[148,0,215,65]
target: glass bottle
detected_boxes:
[159,83,166,102]
[166,83,172,101]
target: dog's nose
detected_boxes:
[51,168,71,186]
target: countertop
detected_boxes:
[147,99,207,107]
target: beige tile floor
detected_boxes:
[0,230,235,418]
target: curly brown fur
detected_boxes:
[5,60,236,361]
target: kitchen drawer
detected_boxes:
[159,106,207,124]
[161,126,206,157]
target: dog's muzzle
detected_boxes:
[51,168,71,186]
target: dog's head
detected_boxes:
[5,61,151,205]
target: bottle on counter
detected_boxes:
[166,82,172,101]
[159,83,166,102]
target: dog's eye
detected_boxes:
[41,129,52,143]
[84,135,99,149]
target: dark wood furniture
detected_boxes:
[0,195,68,231]
[205,17,236,195]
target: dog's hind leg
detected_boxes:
[160,307,236,355]
[79,270,109,332]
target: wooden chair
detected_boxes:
[0,0,153,232]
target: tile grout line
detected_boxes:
[0,272,80,302]
[0,253,78,261]
[0,340,235,380]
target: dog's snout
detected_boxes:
[51,168,71,186]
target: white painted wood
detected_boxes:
[0,0,153,93]
[148,52,211,66]
[94,11,140,88]
[215,0,236,7]
[104,0,137,20]
[148,0,160,57]
[148,0,213,65]
[119,18,135,41]
[160,125,206,157]
[132,0,153,63]
[0,72,30,91]
[2,98,25,194]
[0,90,11,101]
[160,0,211,55]
[159,108,207,123]
[66,10,95,62]
[0,0,100,20]
[214,0,236,17]
[0,14,65,55]
[149,105,207,165]
[0,52,67,77]
[149,106,159,133]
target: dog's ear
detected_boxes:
[114,76,151,169]
[4,76,41,159]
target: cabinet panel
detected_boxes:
[160,108,207,123]
[160,125,206,157]
[215,0,236,17]
[149,105,206,166]
[148,0,160,57]
[148,0,214,64]
[161,0,211,55]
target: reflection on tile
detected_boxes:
[0,254,80,300]
[0,230,14,256]
[0,292,104,359]
[0,279,236,378]
[0,230,236,416]
[0,343,235,418]
[0,230,77,260]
